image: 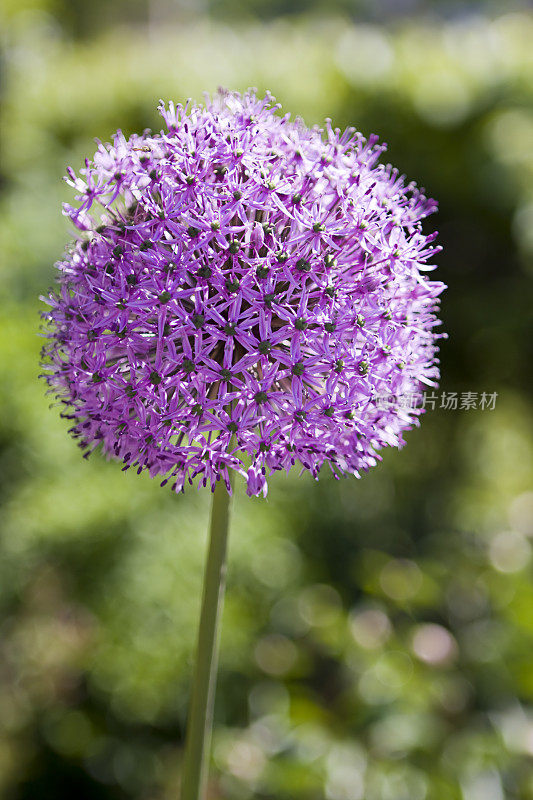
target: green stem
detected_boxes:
[181,476,233,800]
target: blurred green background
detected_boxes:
[1,0,533,798]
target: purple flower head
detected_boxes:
[41,90,445,497]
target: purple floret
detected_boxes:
[41,90,445,497]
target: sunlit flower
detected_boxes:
[41,90,444,496]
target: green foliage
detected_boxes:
[1,7,533,799]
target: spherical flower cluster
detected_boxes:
[41,90,445,497]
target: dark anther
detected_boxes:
[158,290,171,303]
[224,322,236,335]
[210,221,220,231]
[254,391,268,404]
[150,371,162,385]
[125,385,136,397]
[81,241,89,251]
[358,361,369,375]
[258,340,271,354]
[259,441,269,452]
[296,258,311,272]
[232,190,242,200]
[325,322,336,332]
[324,254,337,268]
[295,410,306,421]
[294,317,308,330]
[182,359,195,373]
[114,171,124,181]
[292,361,305,376]
[214,166,228,176]
[192,403,203,415]
[185,175,195,185]
[139,240,153,251]
[356,314,365,327]
[198,266,212,278]
[149,170,158,180]
[313,222,325,233]
[113,245,124,257]
[192,314,205,328]
[276,251,288,263]
[256,265,269,279]
[292,193,302,204]
[324,407,335,417]
[126,274,137,285]
[104,262,114,274]
[115,300,127,309]
[228,241,240,254]
[228,421,238,432]
[96,224,107,234]
[334,359,344,374]
[220,369,233,380]
[325,286,336,298]
[264,293,276,306]
[187,226,200,238]
[225,278,240,292]
[116,328,127,339]
[91,372,103,383]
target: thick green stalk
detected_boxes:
[180,476,233,800]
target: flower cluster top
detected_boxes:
[42,90,445,496]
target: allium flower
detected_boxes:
[41,90,444,497]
